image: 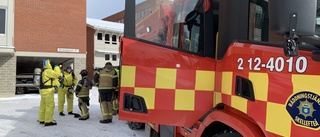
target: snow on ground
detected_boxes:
[0,87,144,137]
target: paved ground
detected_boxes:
[0,87,144,137]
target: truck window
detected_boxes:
[317,18,320,36]
[249,0,284,43]
[248,3,264,41]
[249,0,320,48]
[316,0,320,36]
[135,0,204,54]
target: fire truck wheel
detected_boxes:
[150,128,159,137]
[213,132,242,137]
[127,121,145,130]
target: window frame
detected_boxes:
[0,8,6,35]
[112,35,117,45]
[112,54,117,61]
[105,33,110,44]
[97,33,103,40]
[105,54,110,61]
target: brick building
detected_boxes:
[103,11,124,23]
[102,11,124,23]
[103,0,156,23]
[0,0,86,97]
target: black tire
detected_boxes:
[16,87,26,94]
[128,121,145,130]
[213,133,242,137]
[150,129,159,137]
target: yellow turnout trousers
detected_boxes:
[100,101,113,120]
[58,87,74,113]
[78,98,89,119]
[112,97,119,113]
[38,88,55,123]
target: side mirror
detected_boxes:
[269,0,316,36]
[269,0,317,57]
[185,10,198,23]
[185,10,200,31]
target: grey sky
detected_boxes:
[86,0,145,19]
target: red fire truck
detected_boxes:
[119,0,320,136]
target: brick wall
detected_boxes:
[14,0,86,53]
[0,55,16,97]
[102,11,124,22]
[86,26,95,79]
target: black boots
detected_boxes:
[60,112,76,116]
[37,120,44,125]
[59,112,65,116]
[99,119,112,123]
[74,113,81,118]
[44,121,57,126]
[38,120,57,126]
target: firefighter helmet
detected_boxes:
[79,69,88,76]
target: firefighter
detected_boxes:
[38,60,61,126]
[58,66,77,116]
[75,69,93,120]
[112,66,120,115]
[94,62,118,123]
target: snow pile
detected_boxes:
[0,87,144,137]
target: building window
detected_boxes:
[135,14,138,21]
[112,35,117,45]
[0,9,6,34]
[105,34,110,44]
[112,55,117,61]
[97,33,103,40]
[136,12,140,21]
[105,54,110,60]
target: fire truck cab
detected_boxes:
[119,0,320,136]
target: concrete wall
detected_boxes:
[74,57,86,82]
[0,0,15,97]
[0,55,16,97]
[94,52,106,68]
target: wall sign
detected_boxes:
[57,48,79,53]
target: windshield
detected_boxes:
[133,0,320,50]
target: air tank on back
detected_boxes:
[33,68,41,88]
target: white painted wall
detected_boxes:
[93,30,122,68]
[0,0,14,47]
[94,51,120,68]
